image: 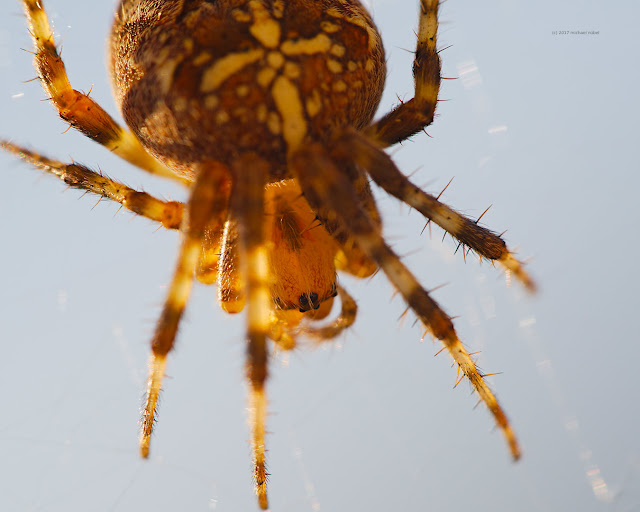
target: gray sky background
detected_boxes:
[1,1,639,511]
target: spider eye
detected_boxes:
[298,292,319,312]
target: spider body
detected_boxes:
[3,0,536,508]
[110,0,385,179]
[110,0,385,319]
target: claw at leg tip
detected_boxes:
[139,437,150,459]
[499,253,537,294]
[512,445,522,461]
[258,492,269,510]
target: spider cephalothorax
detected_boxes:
[3,0,535,508]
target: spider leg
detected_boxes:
[20,0,184,183]
[229,154,271,510]
[217,220,246,313]
[365,0,441,147]
[140,162,230,458]
[291,143,521,460]
[2,139,227,290]
[303,285,358,343]
[334,130,536,291]
[1,140,183,230]
[332,176,380,279]
[195,224,223,285]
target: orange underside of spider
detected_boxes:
[3,0,536,508]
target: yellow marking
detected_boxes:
[417,82,441,105]
[216,110,230,124]
[330,44,346,57]
[232,8,252,23]
[418,0,439,52]
[332,80,347,92]
[327,59,343,74]
[267,51,284,69]
[253,247,270,283]
[205,94,219,109]
[284,61,301,79]
[365,59,375,72]
[267,112,281,135]
[281,33,332,56]
[256,104,268,122]
[305,89,322,117]
[271,76,307,149]
[347,61,358,71]
[182,9,201,29]
[249,0,281,49]
[273,0,285,18]
[257,67,277,87]
[236,84,250,97]
[193,51,212,66]
[183,38,194,52]
[321,21,341,33]
[233,107,250,120]
[248,246,273,328]
[24,0,55,48]
[427,203,465,234]
[154,55,181,95]
[201,49,264,92]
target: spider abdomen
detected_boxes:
[109,0,386,180]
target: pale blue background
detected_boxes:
[1,1,639,511]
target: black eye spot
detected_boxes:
[298,292,320,312]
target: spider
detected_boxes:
[2,0,536,508]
